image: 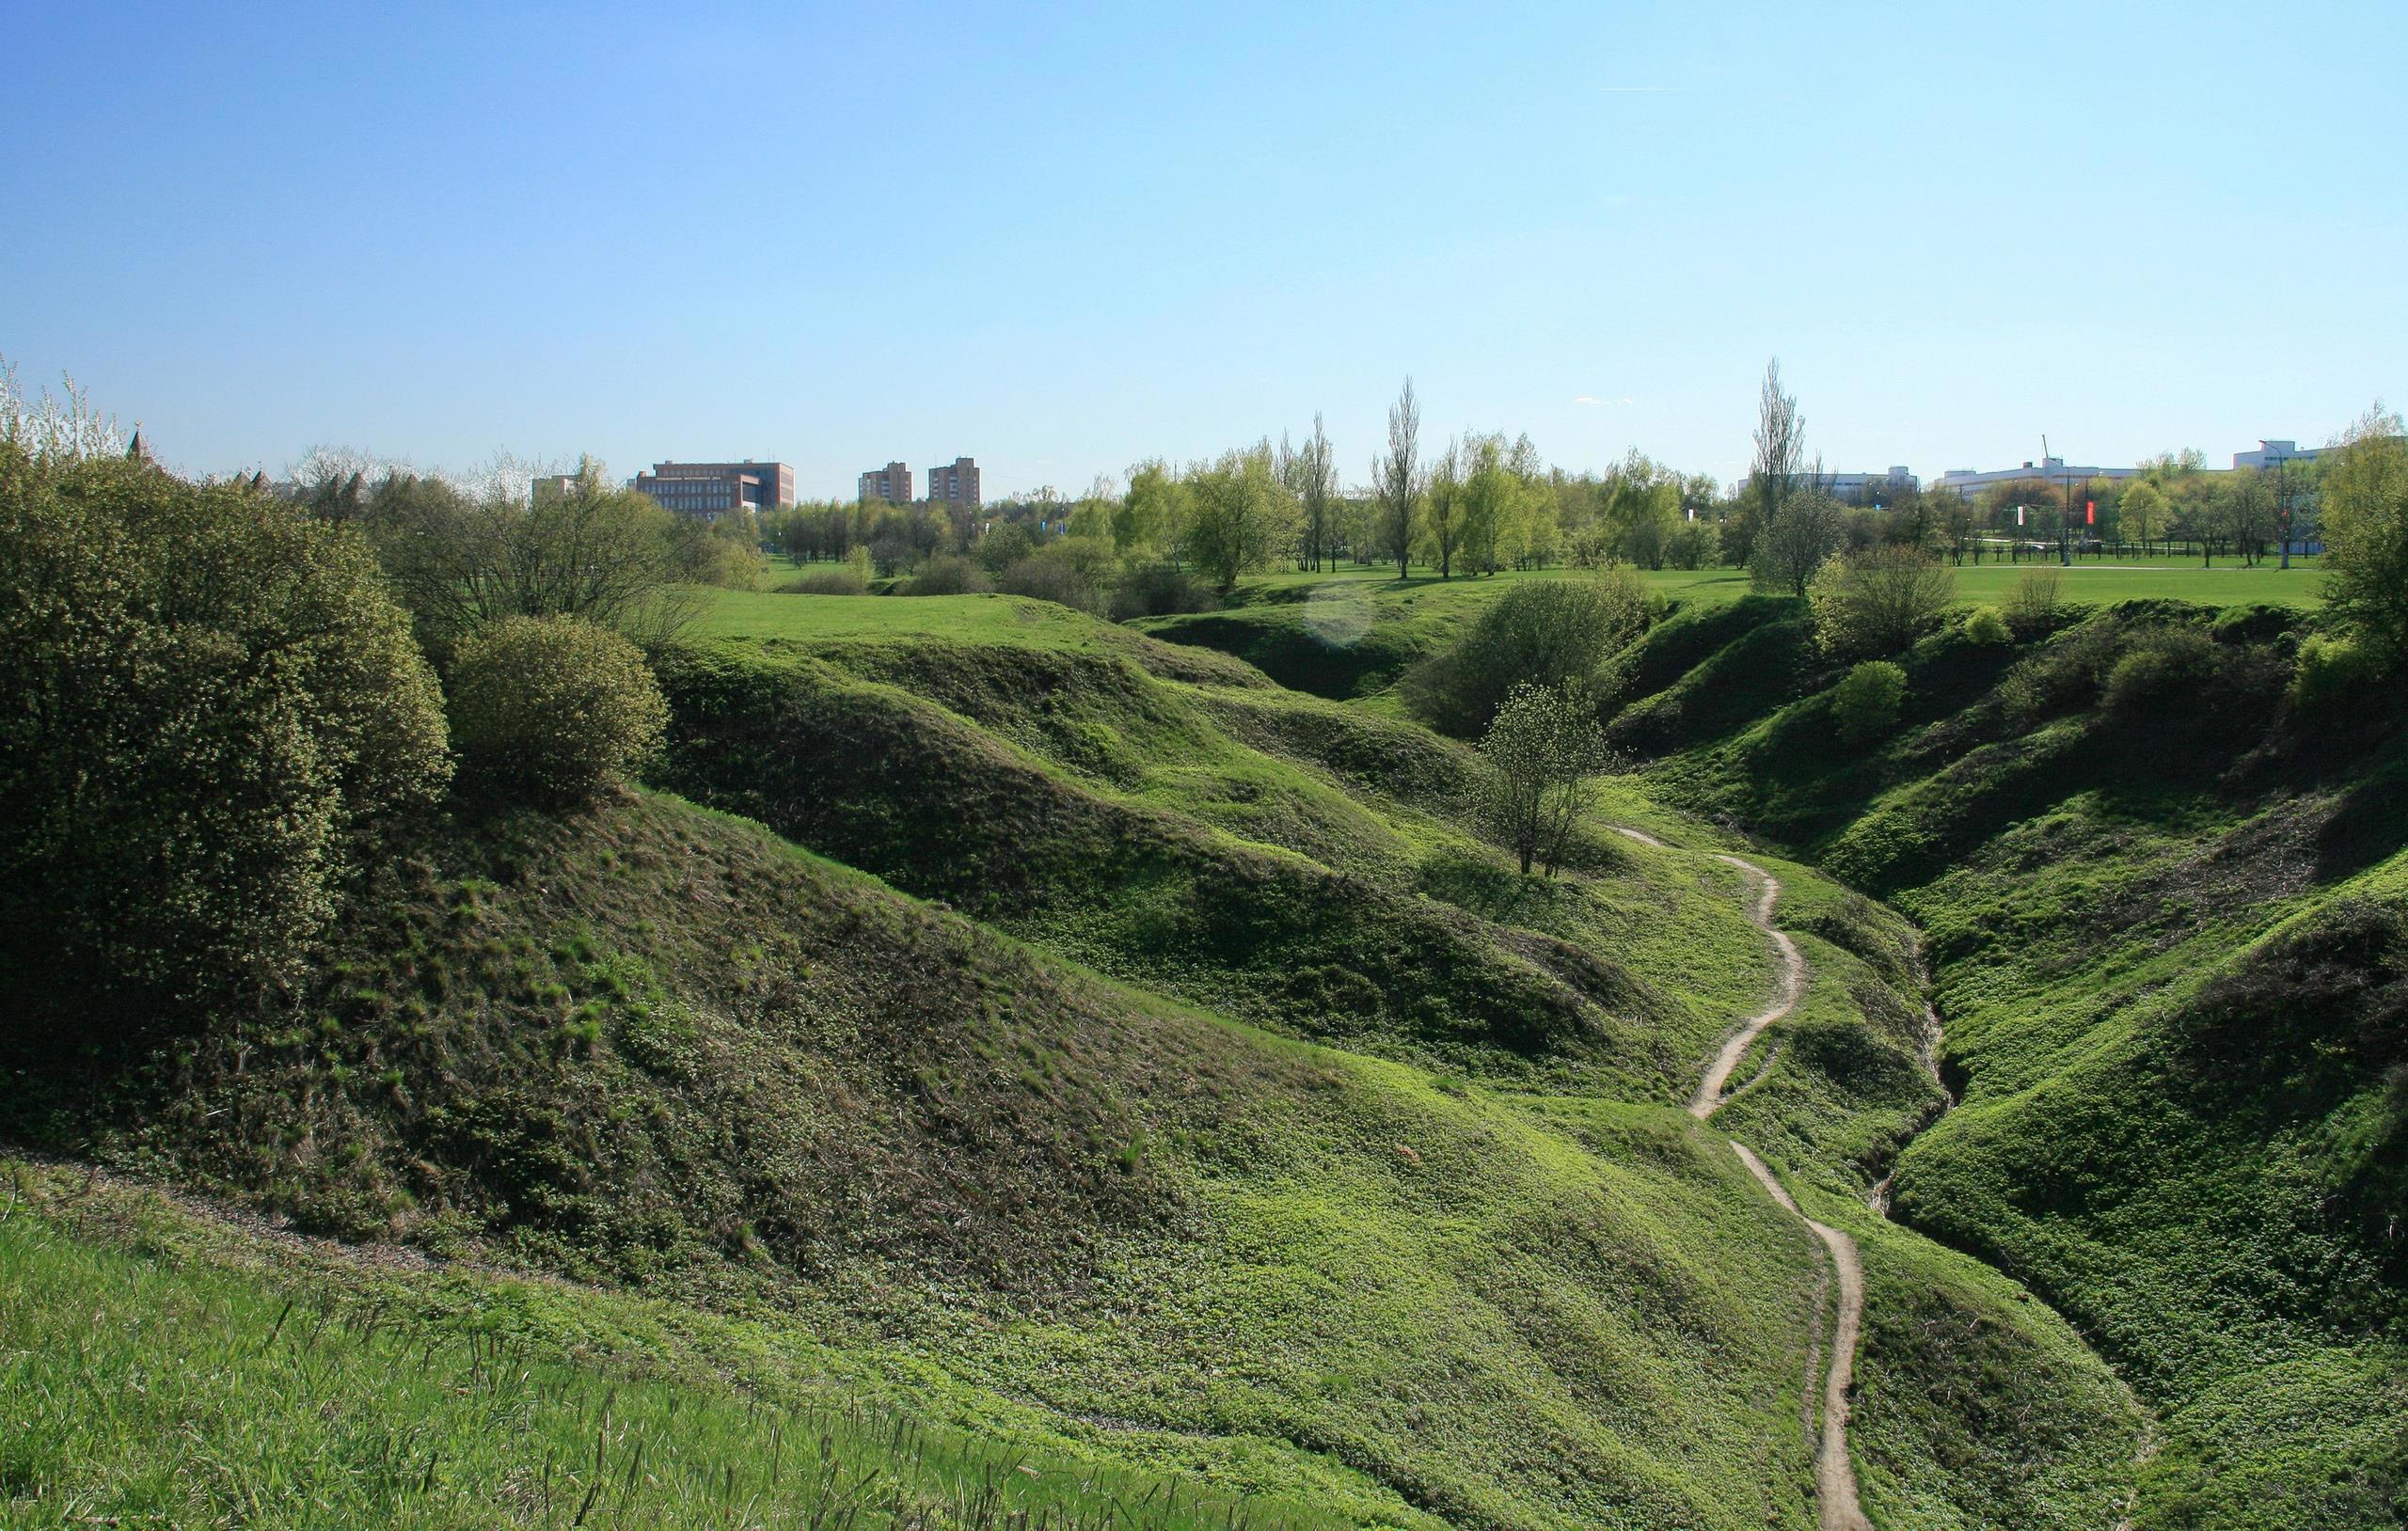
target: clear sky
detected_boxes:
[5,2,2401,497]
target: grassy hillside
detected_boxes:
[10,788,1855,1528]
[654,600,1793,1096]
[9,581,2176,1529]
[1600,592,2408,1524]
[1,1165,1355,1531]
[1127,561,2326,703]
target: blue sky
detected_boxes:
[5,2,2401,497]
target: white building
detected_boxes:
[2232,439,2323,470]
[1932,456,2141,499]
[1826,466,1918,502]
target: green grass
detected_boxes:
[13,786,1861,1528]
[1117,558,2325,704]
[1604,591,2408,1524]
[0,1171,1370,1531]
[695,589,1177,655]
[38,557,2372,1527]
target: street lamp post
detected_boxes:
[2272,453,2293,571]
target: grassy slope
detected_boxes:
[8,582,2160,1529]
[1129,561,2324,703]
[11,788,1846,1530]
[668,591,2145,1529]
[1608,592,2408,1526]
[0,1167,1360,1531]
[653,602,1783,1097]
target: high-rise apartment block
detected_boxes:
[857,462,912,503]
[927,456,981,513]
[632,460,794,518]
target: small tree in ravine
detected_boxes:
[1481,682,1613,877]
[1403,573,1653,737]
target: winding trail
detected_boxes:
[1615,828,1871,1531]
[1687,854,1807,1119]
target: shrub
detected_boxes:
[362,457,700,649]
[2292,634,2383,715]
[2103,625,2218,716]
[1664,518,1720,571]
[447,616,669,804]
[2006,567,2064,633]
[1807,545,1956,657]
[1111,563,1218,619]
[1964,604,2012,645]
[903,554,993,596]
[784,546,871,594]
[785,567,866,594]
[668,509,769,590]
[999,552,1105,614]
[1403,573,1654,737]
[2318,406,2408,662]
[0,444,451,1028]
[1830,660,1908,746]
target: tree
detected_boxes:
[448,615,669,805]
[1753,480,1846,596]
[1283,415,1339,572]
[1118,458,1186,560]
[1457,434,1512,575]
[2121,480,2171,554]
[0,438,451,1034]
[1402,574,1653,736]
[2321,404,2408,663]
[1184,443,1300,592]
[1807,545,1956,657]
[1371,377,1422,579]
[2222,468,2277,566]
[1481,682,1612,876]
[1745,361,1840,594]
[1495,435,1555,570]
[1939,494,1978,564]
[1419,437,1467,578]
[1601,450,1680,569]
[1746,359,1805,556]
[362,456,699,649]
[1068,473,1119,543]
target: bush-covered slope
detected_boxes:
[1606,592,2408,1523]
